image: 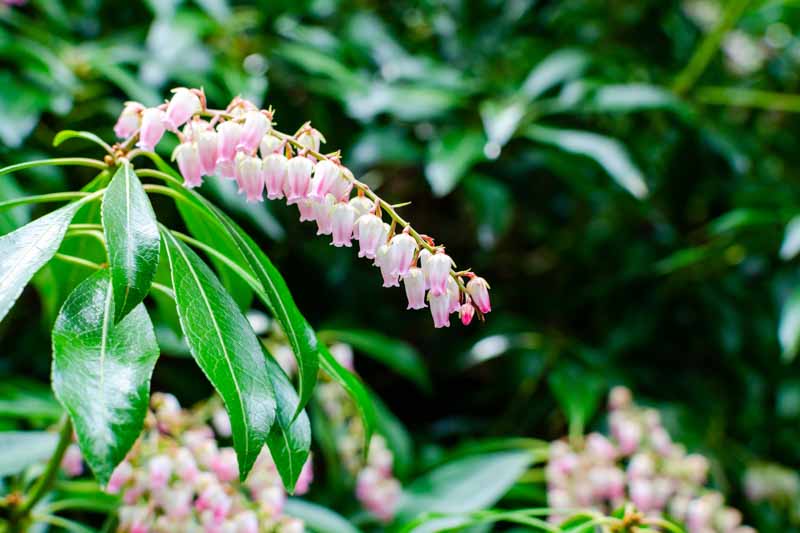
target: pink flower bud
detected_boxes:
[310,160,341,200]
[148,455,173,490]
[403,267,426,310]
[174,448,199,483]
[355,214,387,259]
[294,457,314,495]
[212,409,232,438]
[235,510,259,533]
[608,386,632,410]
[349,197,374,235]
[630,478,657,512]
[610,413,641,456]
[106,460,133,493]
[137,108,166,151]
[330,343,354,371]
[197,129,219,176]
[459,302,475,325]
[61,444,84,477]
[446,276,461,313]
[331,202,357,247]
[627,453,655,480]
[297,199,315,222]
[216,121,243,164]
[285,157,313,205]
[263,154,288,200]
[586,433,617,461]
[419,249,432,288]
[429,292,451,328]
[164,88,201,130]
[684,454,710,485]
[423,251,453,296]
[235,154,264,203]
[375,244,399,288]
[313,194,336,235]
[466,276,491,314]
[387,232,418,277]
[182,118,208,141]
[211,448,239,483]
[260,135,282,157]
[114,102,143,139]
[237,111,270,153]
[174,142,203,188]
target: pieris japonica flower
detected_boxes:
[263,154,288,200]
[376,244,399,288]
[297,126,325,152]
[467,276,491,314]
[312,194,336,235]
[387,232,417,277]
[349,197,374,237]
[331,202,357,247]
[114,102,143,139]
[61,444,84,477]
[285,157,313,205]
[164,88,201,131]
[235,154,264,203]
[297,199,315,222]
[260,134,282,157]
[424,250,453,296]
[196,129,218,176]
[459,301,475,325]
[310,159,341,200]
[403,267,426,310]
[356,214,387,259]
[237,111,270,153]
[216,120,242,165]
[429,292,451,328]
[137,108,166,151]
[173,142,203,188]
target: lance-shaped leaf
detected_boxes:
[161,229,275,478]
[263,348,311,492]
[0,200,85,323]
[102,162,160,321]
[51,270,159,485]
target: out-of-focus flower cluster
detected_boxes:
[547,386,755,533]
[63,392,311,533]
[744,463,799,506]
[113,88,491,328]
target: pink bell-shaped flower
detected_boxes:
[331,201,357,247]
[114,102,143,139]
[137,108,166,151]
[216,121,242,165]
[164,88,201,131]
[387,232,418,277]
[423,250,452,296]
[466,276,491,313]
[402,267,426,310]
[236,111,270,153]
[196,129,218,176]
[297,127,325,152]
[309,159,341,200]
[285,157,313,205]
[375,244,399,288]
[355,214,387,259]
[350,197,374,238]
[173,142,203,188]
[260,134,282,157]
[148,455,173,490]
[429,292,451,328]
[263,153,288,200]
[313,194,336,235]
[330,166,354,201]
[297,199,315,222]
[459,301,475,325]
[236,154,264,203]
[446,276,460,313]
[418,249,432,288]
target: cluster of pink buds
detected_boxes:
[63,392,310,533]
[546,387,755,533]
[113,88,491,328]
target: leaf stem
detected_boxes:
[53,253,103,271]
[695,86,800,112]
[0,192,91,213]
[0,158,108,177]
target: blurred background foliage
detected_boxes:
[2,0,800,530]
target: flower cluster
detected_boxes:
[546,387,755,533]
[113,88,491,328]
[64,392,310,533]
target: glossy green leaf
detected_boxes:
[548,365,605,439]
[525,125,648,199]
[51,270,159,484]
[0,200,85,323]
[0,431,58,477]
[264,349,311,492]
[53,130,113,154]
[284,498,362,533]
[425,130,486,197]
[102,162,160,321]
[320,328,430,391]
[395,451,533,522]
[162,229,275,479]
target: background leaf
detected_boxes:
[0,431,58,477]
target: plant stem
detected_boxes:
[0,158,108,177]
[53,253,103,270]
[14,415,73,519]
[695,86,800,112]
[672,0,751,95]
[0,192,90,213]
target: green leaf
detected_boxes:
[264,348,311,492]
[0,200,84,323]
[51,270,159,485]
[0,431,58,477]
[548,366,605,439]
[779,287,800,363]
[0,378,62,421]
[395,451,533,522]
[320,329,430,391]
[525,125,648,199]
[53,130,113,154]
[102,162,160,321]
[582,83,685,114]
[161,229,275,479]
[284,498,362,533]
[780,215,800,261]
[425,130,486,197]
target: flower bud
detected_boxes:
[423,251,453,296]
[429,292,451,328]
[331,166,354,201]
[235,154,264,203]
[466,276,491,314]
[297,199,315,222]
[137,108,166,151]
[211,448,239,483]
[173,142,203,188]
[260,135,282,157]
[355,215,387,259]
[331,201,357,247]
[263,153,288,200]
[608,386,632,410]
[419,249,432,288]
[216,121,242,164]
[294,457,314,496]
[235,510,259,533]
[114,102,143,139]
[297,127,325,152]
[630,478,657,512]
[349,196,374,224]
[148,455,173,490]
[403,267,426,310]
[237,111,270,153]
[197,129,218,176]
[61,444,84,477]
[387,232,418,277]
[375,244,399,288]
[107,460,133,493]
[586,433,617,462]
[164,88,201,130]
[313,194,336,235]
[310,159,341,200]
[285,157,313,205]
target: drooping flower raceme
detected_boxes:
[112,88,491,328]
